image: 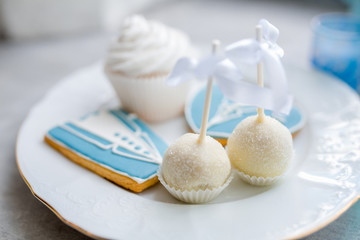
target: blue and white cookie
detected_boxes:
[44,109,167,192]
[185,85,306,146]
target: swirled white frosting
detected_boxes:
[105,15,194,77]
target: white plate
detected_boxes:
[16,63,360,240]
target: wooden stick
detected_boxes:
[198,40,220,144]
[256,25,265,122]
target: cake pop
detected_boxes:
[226,20,293,185]
[159,40,233,203]
[161,133,231,191]
[227,115,293,182]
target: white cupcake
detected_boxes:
[104,15,196,122]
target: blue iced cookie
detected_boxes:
[185,85,306,145]
[45,109,167,192]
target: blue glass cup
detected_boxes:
[311,13,360,92]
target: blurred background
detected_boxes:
[0,0,359,93]
[0,0,360,239]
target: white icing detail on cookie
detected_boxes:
[205,97,290,131]
[207,98,288,129]
[60,124,157,163]
[68,111,162,164]
[105,15,193,76]
[207,98,254,129]
[112,111,162,160]
[60,124,112,150]
[46,134,156,184]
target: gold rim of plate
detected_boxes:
[16,151,360,240]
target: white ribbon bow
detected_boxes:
[225,19,293,115]
[167,19,292,115]
[167,56,244,90]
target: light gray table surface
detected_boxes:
[1,1,359,239]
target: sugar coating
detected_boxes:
[227,115,293,178]
[161,133,231,191]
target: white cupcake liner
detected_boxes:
[234,169,282,186]
[105,70,190,123]
[157,169,233,204]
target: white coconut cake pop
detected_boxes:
[225,20,294,185]
[227,115,293,180]
[161,133,231,191]
[159,40,233,203]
